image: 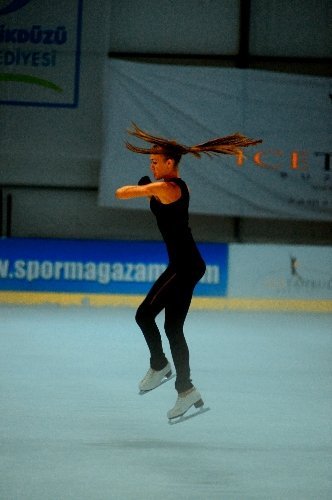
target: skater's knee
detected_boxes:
[164,319,183,340]
[135,303,153,327]
[135,305,145,326]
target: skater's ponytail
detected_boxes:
[125,123,262,163]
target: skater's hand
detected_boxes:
[138,176,152,186]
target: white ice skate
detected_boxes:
[139,362,173,393]
[167,387,204,420]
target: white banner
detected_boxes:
[99,59,332,221]
[0,0,83,107]
[228,244,332,300]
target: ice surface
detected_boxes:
[0,305,331,499]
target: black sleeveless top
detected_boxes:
[150,178,205,270]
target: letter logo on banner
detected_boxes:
[0,238,229,297]
[0,0,83,107]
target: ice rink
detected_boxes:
[1,304,331,499]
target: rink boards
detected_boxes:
[0,238,331,312]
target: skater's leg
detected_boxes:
[164,263,206,394]
[135,267,176,370]
[164,281,195,394]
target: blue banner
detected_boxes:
[0,238,228,296]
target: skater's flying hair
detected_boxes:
[125,123,262,164]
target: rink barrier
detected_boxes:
[1,239,331,311]
[0,292,331,313]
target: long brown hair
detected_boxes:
[126,123,262,163]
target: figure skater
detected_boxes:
[115,124,261,419]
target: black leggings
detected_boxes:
[135,262,206,393]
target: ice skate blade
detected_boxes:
[139,374,175,395]
[168,406,211,425]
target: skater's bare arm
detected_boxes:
[115,182,180,204]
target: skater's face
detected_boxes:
[150,154,177,180]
